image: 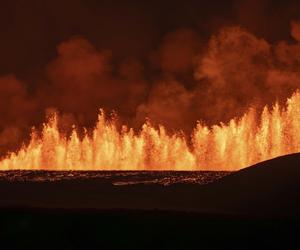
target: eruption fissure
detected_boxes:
[1,91,300,171]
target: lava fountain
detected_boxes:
[1,91,300,171]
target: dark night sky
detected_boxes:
[1,0,300,154]
[0,0,298,79]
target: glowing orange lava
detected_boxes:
[1,91,300,171]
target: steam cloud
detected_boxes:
[1,0,300,155]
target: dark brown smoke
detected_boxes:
[1,0,300,155]
[0,75,35,154]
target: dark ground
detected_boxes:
[1,153,300,249]
[1,209,299,249]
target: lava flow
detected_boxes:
[0,91,300,171]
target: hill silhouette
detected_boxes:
[194,153,300,216]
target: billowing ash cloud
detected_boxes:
[1,0,300,155]
[0,75,36,153]
[139,24,300,130]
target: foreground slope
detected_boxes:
[0,153,300,216]
[195,153,300,216]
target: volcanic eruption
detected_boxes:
[1,9,300,171]
[4,2,300,249]
[0,90,300,171]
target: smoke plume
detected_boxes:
[1,0,300,155]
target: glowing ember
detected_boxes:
[1,91,300,171]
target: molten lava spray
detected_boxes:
[1,91,300,171]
